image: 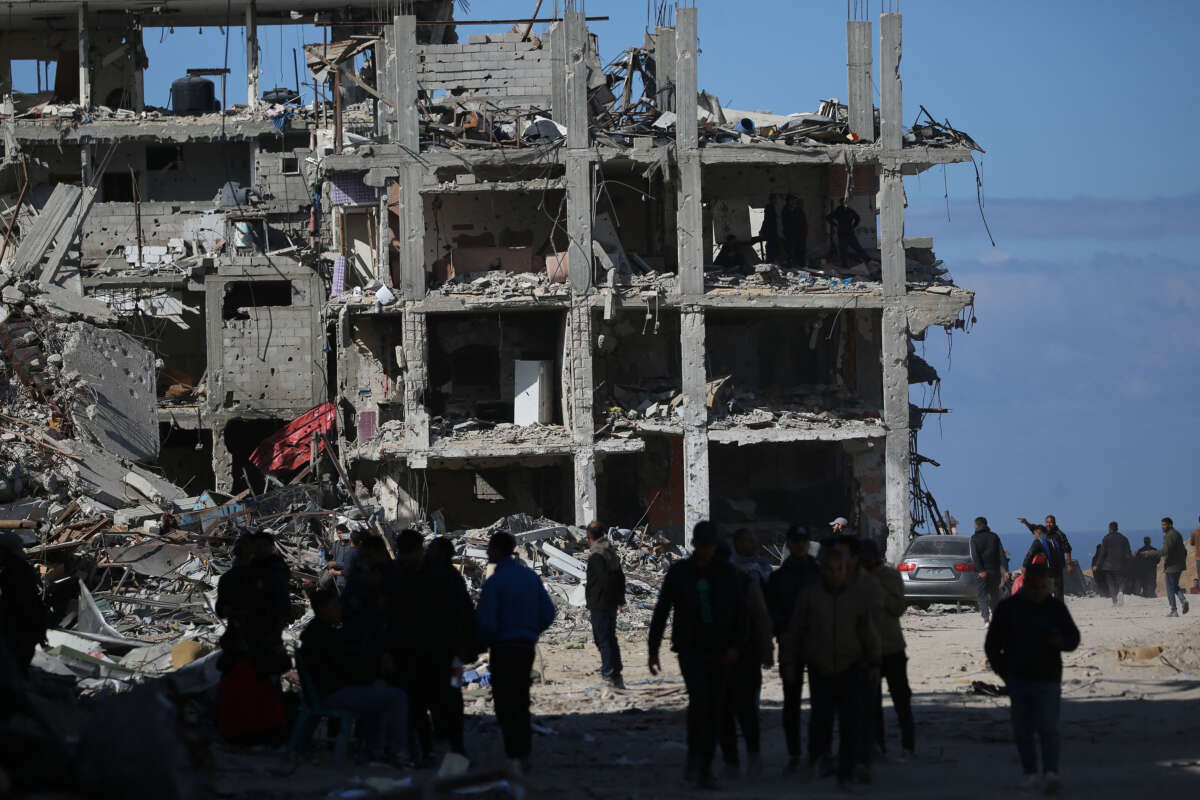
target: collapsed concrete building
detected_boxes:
[0,4,979,560]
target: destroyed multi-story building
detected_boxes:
[1,4,979,559]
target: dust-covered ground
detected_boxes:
[216,593,1200,798]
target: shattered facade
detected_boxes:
[1,5,978,561]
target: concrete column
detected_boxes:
[204,279,225,414]
[78,4,90,108]
[846,20,873,141]
[396,162,425,298]
[80,144,93,186]
[245,1,259,108]
[880,12,902,151]
[210,418,234,493]
[680,306,709,544]
[402,308,430,451]
[674,12,704,298]
[878,164,905,296]
[393,15,419,150]
[654,25,675,112]
[881,305,911,563]
[563,12,588,148]
[0,56,10,101]
[132,22,144,111]
[573,449,597,526]
[567,299,594,444]
[674,9,698,149]
[565,155,593,293]
[549,22,566,124]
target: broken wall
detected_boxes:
[423,190,566,279]
[341,316,404,443]
[418,34,554,109]
[701,164,834,262]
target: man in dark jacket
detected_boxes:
[970,517,1006,623]
[1022,525,1067,600]
[825,201,872,269]
[782,195,808,267]
[862,540,914,761]
[476,532,556,773]
[649,521,746,790]
[1020,516,1072,598]
[985,564,1080,795]
[765,526,819,774]
[1135,537,1161,598]
[299,587,408,761]
[1161,518,1190,617]
[585,521,626,689]
[1094,522,1132,606]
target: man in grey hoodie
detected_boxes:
[585,521,627,688]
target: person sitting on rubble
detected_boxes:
[299,587,409,763]
[782,195,808,267]
[585,521,627,690]
[0,533,47,677]
[414,537,477,758]
[825,201,872,270]
[475,532,556,775]
[715,538,774,783]
[729,528,773,586]
[648,521,747,791]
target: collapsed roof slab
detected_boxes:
[11,119,281,145]
[707,420,887,446]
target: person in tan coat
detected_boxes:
[782,545,880,789]
[861,539,915,759]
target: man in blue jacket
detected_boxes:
[476,532,556,773]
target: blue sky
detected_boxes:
[13,1,1196,534]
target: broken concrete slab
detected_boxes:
[61,439,185,510]
[62,323,159,463]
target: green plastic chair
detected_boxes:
[286,651,359,763]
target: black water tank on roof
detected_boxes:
[171,76,219,115]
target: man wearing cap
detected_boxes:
[649,521,747,790]
[828,517,853,545]
[0,533,47,675]
[766,526,819,774]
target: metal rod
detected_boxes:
[313,17,608,26]
[0,157,29,266]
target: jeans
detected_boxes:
[875,651,915,753]
[490,644,536,760]
[809,668,866,783]
[780,662,805,758]
[719,654,762,764]
[589,609,622,680]
[1165,572,1188,612]
[677,652,731,777]
[324,684,409,757]
[1007,679,1061,775]
[976,575,1002,622]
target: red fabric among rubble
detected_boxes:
[248,402,336,473]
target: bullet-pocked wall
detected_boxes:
[341,315,404,444]
[705,309,883,417]
[708,440,855,537]
[426,310,566,425]
[96,289,208,401]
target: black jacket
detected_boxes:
[970,528,1006,576]
[299,618,363,698]
[585,539,626,611]
[1094,531,1132,573]
[985,592,1080,682]
[649,557,746,658]
[765,554,820,640]
[1023,536,1066,572]
[417,564,479,664]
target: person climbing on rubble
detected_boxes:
[971,517,1007,623]
[782,195,808,267]
[585,521,627,690]
[715,538,773,782]
[412,537,477,758]
[781,540,879,790]
[729,528,773,586]
[766,525,819,775]
[825,201,872,270]
[1134,537,1160,598]
[1093,522,1132,606]
[299,587,410,763]
[1020,516,1073,598]
[475,531,556,775]
[0,533,47,677]
[985,563,1080,795]
[648,521,746,791]
[861,539,915,763]
[1159,517,1190,617]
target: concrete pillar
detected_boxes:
[131,23,144,111]
[563,12,589,149]
[680,306,709,544]
[402,308,430,451]
[549,22,566,124]
[396,162,425,298]
[654,26,675,112]
[210,419,234,493]
[78,4,90,108]
[674,11,704,298]
[881,305,911,563]
[245,1,259,108]
[573,449,597,527]
[880,12,902,151]
[563,13,593,295]
[81,144,93,186]
[567,299,594,444]
[878,165,905,296]
[393,15,419,150]
[846,20,873,141]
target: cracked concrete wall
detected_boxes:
[680,307,708,542]
[401,309,430,450]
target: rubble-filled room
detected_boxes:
[589,161,677,284]
[100,287,208,407]
[339,314,404,445]
[593,305,682,428]
[596,437,684,537]
[427,309,566,437]
[705,308,883,427]
[421,458,573,529]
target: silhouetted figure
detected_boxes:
[862,539,915,760]
[0,534,47,676]
[1093,522,1132,605]
[782,195,808,266]
[970,517,1006,622]
[585,521,626,690]
[825,202,871,269]
[1135,537,1160,598]
[766,525,819,774]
